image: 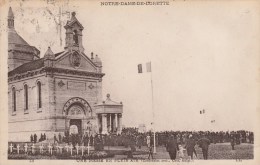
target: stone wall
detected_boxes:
[53,74,102,130]
[8,74,52,141]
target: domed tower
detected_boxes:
[8,7,40,72]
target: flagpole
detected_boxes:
[150,62,156,154]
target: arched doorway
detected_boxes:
[63,97,92,135]
[67,104,84,134]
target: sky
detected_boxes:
[3,0,260,131]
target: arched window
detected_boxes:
[73,30,78,44]
[24,84,28,110]
[37,81,42,108]
[12,87,16,112]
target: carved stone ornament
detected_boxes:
[63,97,92,115]
[58,80,65,87]
[88,83,94,89]
[70,52,81,68]
[69,105,82,116]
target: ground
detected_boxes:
[8,143,253,160]
[112,143,253,160]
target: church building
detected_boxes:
[8,7,123,142]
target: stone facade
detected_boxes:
[8,8,123,142]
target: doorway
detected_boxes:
[70,119,82,134]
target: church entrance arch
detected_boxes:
[63,97,92,135]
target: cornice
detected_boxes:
[8,67,105,82]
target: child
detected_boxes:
[148,145,153,159]
[178,144,185,160]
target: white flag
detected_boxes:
[146,62,151,72]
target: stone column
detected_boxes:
[115,114,118,131]
[109,114,112,133]
[101,114,107,134]
[65,118,69,134]
[96,114,100,134]
[117,114,122,134]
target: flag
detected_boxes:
[200,109,205,114]
[138,64,142,73]
[146,62,152,72]
[138,62,152,73]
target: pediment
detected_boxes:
[65,20,84,30]
[70,22,84,30]
[54,51,97,72]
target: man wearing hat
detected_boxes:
[166,135,179,160]
[185,134,197,159]
[197,134,210,160]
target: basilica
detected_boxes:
[8,7,123,142]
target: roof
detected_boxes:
[8,7,14,18]
[44,47,55,59]
[55,51,65,57]
[7,7,40,57]
[8,30,29,46]
[64,12,84,30]
[95,94,123,106]
[44,47,54,56]
[8,58,44,76]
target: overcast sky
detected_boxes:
[5,0,260,131]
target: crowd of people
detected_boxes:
[30,133,47,143]
[118,128,254,160]
[28,128,254,160]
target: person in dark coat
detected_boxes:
[30,134,33,142]
[230,135,235,150]
[166,135,179,160]
[33,134,37,143]
[136,135,143,149]
[185,134,196,159]
[197,135,210,160]
[54,134,58,144]
[43,133,46,140]
[83,134,89,146]
[148,144,153,159]
[90,135,94,146]
[58,133,62,143]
